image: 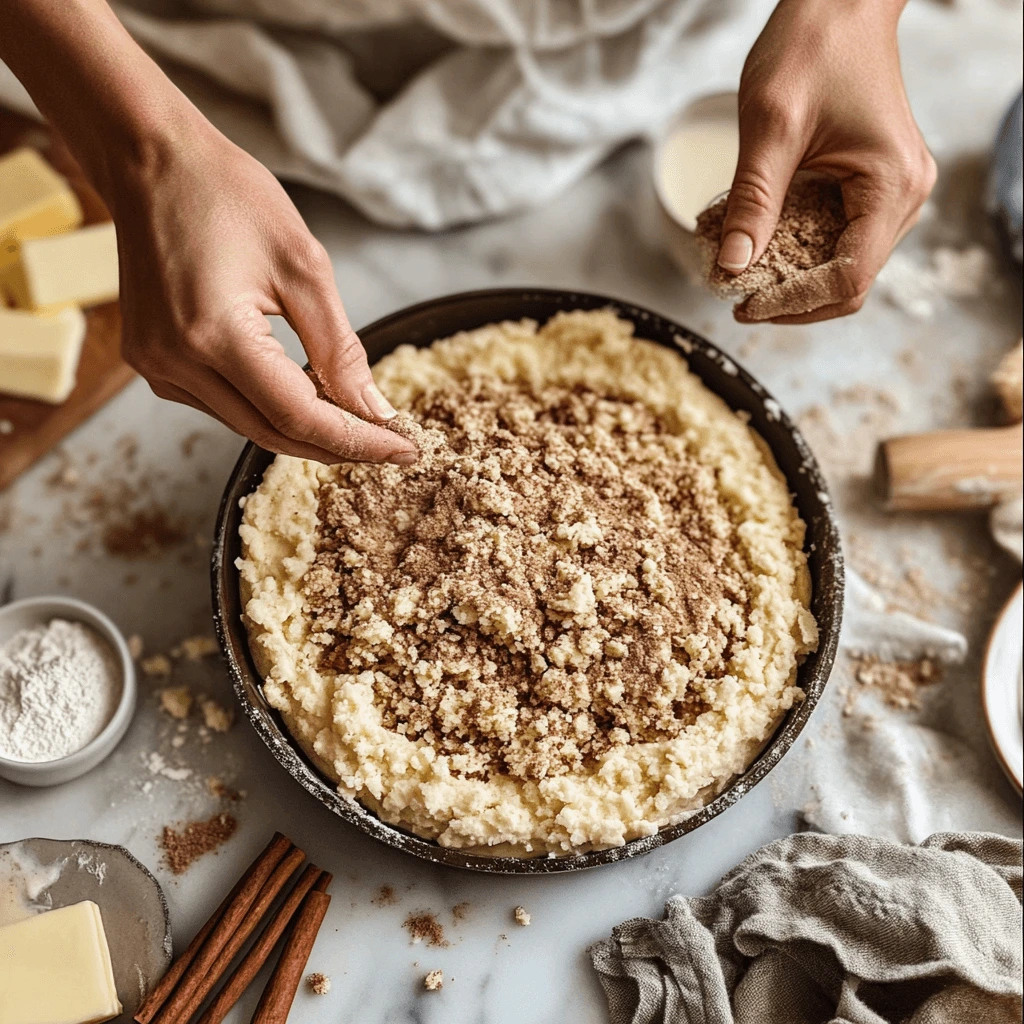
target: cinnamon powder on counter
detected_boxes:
[403,912,448,947]
[159,812,238,874]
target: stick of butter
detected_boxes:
[0,148,83,271]
[4,222,118,313]
[0,900,122,1024]
[0,307,87,403]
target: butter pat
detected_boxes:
[0,148,83,270]
[0,901,122,1024]
[5,222,118,312]
[0,307,86,403]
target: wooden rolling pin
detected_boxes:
[875,421,1022,511]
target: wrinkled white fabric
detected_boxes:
[0,0,773,228]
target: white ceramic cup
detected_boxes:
[652,91,739,281]
[0,596,137,786]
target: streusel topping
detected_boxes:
[302,375,750,782]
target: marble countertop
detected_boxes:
[1,2,1022,1021]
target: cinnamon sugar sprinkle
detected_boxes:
[303,378,747,783]
[372,885,397,906]
[159,812,238,874]
[403,912,448,947]
[696,177,848,320]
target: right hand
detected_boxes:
[716,0,936,324]
[112,120,417,465]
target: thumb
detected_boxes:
[718,120,804,275]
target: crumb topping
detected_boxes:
[306,972,331,995]
[302,377,751,783]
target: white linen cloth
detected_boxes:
[778,568,1021,844]
[0,0,773,229]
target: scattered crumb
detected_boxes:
[372,885,397,907]
[198,696,234,733]
[845,653,941,713]
[159,812,237,874]
[141,654,172,678]
[423,970,444,992]
[404,913,448,948]
[146,751,193,781]
[848,534,952,620]
[0,420,13,435]
[127,634,144,660]
[159,686,193,720]
[306,972,331,995]
[513,906,531,927]
[173,635,220,661]
[451,902,471,922]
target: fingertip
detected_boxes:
[362,382,398,421]
[718,231,754,274]
[388,449,419,466]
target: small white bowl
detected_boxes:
[0,596,136,787]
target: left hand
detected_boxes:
[716,0,937,324]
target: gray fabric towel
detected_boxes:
[590,832,1023,1024]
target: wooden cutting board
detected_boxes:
[0,108,135,490]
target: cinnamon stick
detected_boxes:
[135,833,292,1024]
[196,866,326,1024]
[160,846,306,1024]
[251,876,333,1024]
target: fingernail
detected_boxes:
[388,449,418,466]
[362,382,397,420]
[718,231,754,273]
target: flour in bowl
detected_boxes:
[0,619,121,762]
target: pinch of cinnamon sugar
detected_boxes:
[696,177,848,318]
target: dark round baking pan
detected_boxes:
[212,287,843,874]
